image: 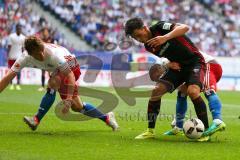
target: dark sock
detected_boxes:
[35,88,56,122]
[17,72,20,85]
[192,96,209,129]
[176,92,188,128]
[147,99,161,129]
[80,103,107,122]
[41,73,45,87]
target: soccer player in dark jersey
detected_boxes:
[164,52,226,137]
[125,17,210,141]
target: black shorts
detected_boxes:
[186,62,206,89]
[159,63,206,93]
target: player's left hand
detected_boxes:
[146,36,168,48]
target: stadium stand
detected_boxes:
[0,0,239,59]
[0,0,71,65]
[37,0,240,56]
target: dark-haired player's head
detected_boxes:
[41,27,50,39]
[16,24,22,35]
[149,64,166,82]
[125,17,152,43]
[24,36,45,61]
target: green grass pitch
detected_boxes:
[0,85,240,160]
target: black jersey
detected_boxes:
[144,21,205,67]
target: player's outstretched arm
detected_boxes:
[0,70,17,92]
[147,23,190,48]
[163,23,190,41]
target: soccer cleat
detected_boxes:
[9,84,14,90]
[106,112,119,131]
[23,116,39,131]
[135,128,155,139]
[197,135,210,142]
[203,121,226,137]
[163,127,184,136]
[38,87,45,92]
[16,85,21,90]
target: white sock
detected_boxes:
[213,119,223,125]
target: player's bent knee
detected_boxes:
[178,84,188,95]
[71,103,83,112]
[71,99,84,112]
[150,83,167,101]
[48,76,61,90]
[187,85,200,100]
[150,91,162,101]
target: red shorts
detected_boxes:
[202,63,222,92]
[58,65,81,100]
[8,59,16,68]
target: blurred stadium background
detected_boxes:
[0,0,240,91]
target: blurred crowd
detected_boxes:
[197,0,240,56]
[199,0,240,28]
[38,0,240,56]
[0,0,239,57]
[0,0,69,50]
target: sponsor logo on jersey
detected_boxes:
[158,42,170,56]
[64,55,73,61]
[47,64,54,67]
[193,69,200,73]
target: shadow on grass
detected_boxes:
[0,129,227,144]
[0,129,117,138]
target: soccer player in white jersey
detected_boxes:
[0,36,119,131]
[7,24,25,90]
[163,51,226,138]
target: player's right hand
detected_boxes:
[167,62,181,71]
[62,99,72,114]
[146,36,168,48]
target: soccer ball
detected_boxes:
[183,118,205,139]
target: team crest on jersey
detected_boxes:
[14,63,20,69]
[158,42,170,56]
[163,23,172,30]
